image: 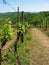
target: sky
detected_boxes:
[0,0,49,13]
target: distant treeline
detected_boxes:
[0,11,49,28]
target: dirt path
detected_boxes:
[30,28,49,48]
[30,28,49,65]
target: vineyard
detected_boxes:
[0,10,32,65]
[0,5,49,65]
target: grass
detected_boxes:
[17,42,30,65]
[17,33,31,65]
[2,50,16,65]
[7,51,16,63]
[1,32,31,65]
[25,33,32,41]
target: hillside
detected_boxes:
[0,12,17,18]
[1,28,49,65]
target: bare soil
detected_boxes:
[30,28,49,65]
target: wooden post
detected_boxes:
[21,11,24,42]
[45,20,47,31]
[17,7,19,24]
[17,7,19,28]
[40,24,41,29]
[14,42,17,56]
[22,11,24,23]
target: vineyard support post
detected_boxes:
[22,11,24,23]
[40,24,41,29]
[45,20,47,30]
[21,33,24,42]
[21,11,24,42]
[17,7,19,28]
[18,7,19,22]
[14,7,20,56]
[14,42,17,56]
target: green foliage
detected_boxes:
[1,11,49,65]
[17,22,26,33]
[7,51,16,63]
[1,11,49,28]
[1,20,14,42]
[25,22,31,29]
[17,42,30,65]
[0,31,2,36]
[25,34,32,41]
[2,55,5,60]
[17,22,30,33]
